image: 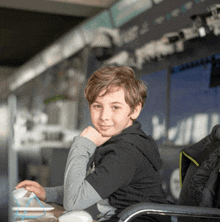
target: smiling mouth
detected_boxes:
[100,125,112,130]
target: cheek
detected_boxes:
[90,110,100,121]
[120,109,131,118]
[90,115,98,127]
[90,112,96,119]
[113,112,129,123]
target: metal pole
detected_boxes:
[8,94,18,222]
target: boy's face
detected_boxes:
[90,87,141,137]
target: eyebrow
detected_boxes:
[93,101,124,105]
[111,102,123,105]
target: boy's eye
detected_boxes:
[112,106,120,110]
[93,104,101,108]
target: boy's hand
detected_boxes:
[16,180,46,202]
[80,126,111,146]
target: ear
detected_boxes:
[130,103,142,120]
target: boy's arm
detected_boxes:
[63,125,136,214]
[86,143,137,199]
[44,185,64,205]
[63,136,103,211]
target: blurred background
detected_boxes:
[1,0,220,221]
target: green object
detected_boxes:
[44,95,67,104]
[179,151,199,188]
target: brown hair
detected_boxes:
[84,66,147,110]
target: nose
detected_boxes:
[100,106,111,121]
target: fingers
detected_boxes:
[16,180,40,189]
[25,185,37,194]
[80,126,98,138]
[15,180,46,201]
[80,126,100,145]
[25,186,46,200]
[80,126,111,146]
[25,185,39,193]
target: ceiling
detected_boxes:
[0,0,117,68]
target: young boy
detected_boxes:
[16,66,171,221]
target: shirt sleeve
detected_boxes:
[44,185,64,205]
[63,136,103,211]
[86,143,138,199]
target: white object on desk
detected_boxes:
[59,210,93,222]
[12,188,54,211]
[12,198,54,211]
[13,188,28,199]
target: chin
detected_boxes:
[101,132,113,137]
[101,131,121,137]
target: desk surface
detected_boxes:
[13,203,97,222]
[50,203,65,221]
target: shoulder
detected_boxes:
[97,135,144,161]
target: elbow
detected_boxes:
[64,197,77,211]
[63,194,83,211]
[64,203,74,212]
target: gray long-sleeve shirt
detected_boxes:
[44,136,116,221]
[44,121,168,221]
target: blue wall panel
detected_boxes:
[138,70,167,145]
[169,64,220,145]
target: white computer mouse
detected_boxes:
[59,210,93,222]
[13,188,28,199]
